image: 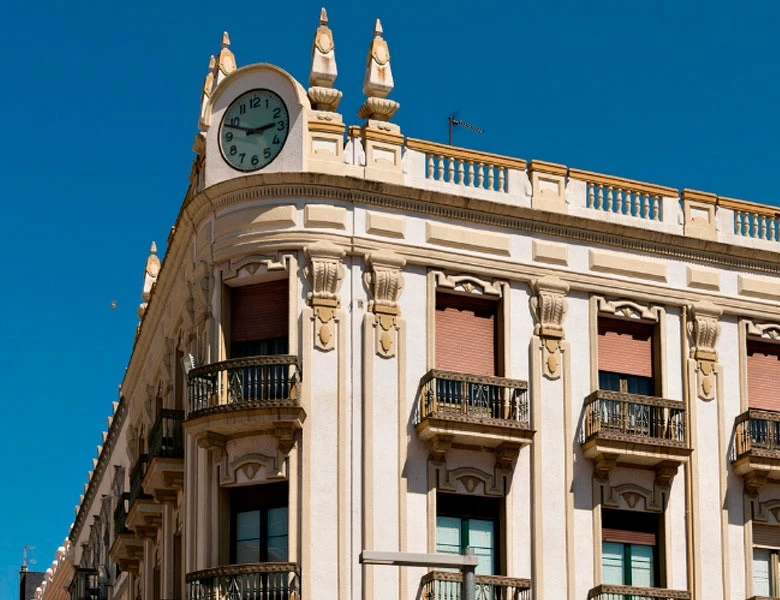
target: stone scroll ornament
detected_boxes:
[305,241,345,352]
[530,276,569,379]
[364,251,405,358]
[687,301,721,401]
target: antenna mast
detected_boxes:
[448,114,484,146]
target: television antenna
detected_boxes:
[448,114,484,146]
[22,545,37,570]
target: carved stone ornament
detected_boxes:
[687,301,721,401]
[137,242,160,319]
[364,251,405,358]
[433,271,503,297]
[747,321,780,342]
[199,54,215,129]
[305,241,345,351]
[216,31,236,81]
[429,462,509,497]
[530,276,569,379]
[596,297,660,322]
[308,8,342,112]
[358,19,399,121]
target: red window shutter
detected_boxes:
[753,524,780,548]
[748,341,780,411]
[435,293,497,377]
[231,280,289,343]
[598,319,654,378]
[602,528,656,546]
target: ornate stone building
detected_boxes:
[34,10,780,600]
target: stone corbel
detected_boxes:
[592,452,618,481]
[745,471,768,496]
[273,423,297,455]
[305,241,345,352]
[195,432,226,459]
[687,301,722,401]
[364,251,405,358]
[530,276,569,379]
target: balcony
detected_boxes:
[415,369,532,455]
[68,567,99,600]
[185,563,299,600]
[579,390,690,479]
[185,356,305,448]
[587,584,690,599]
[731,409,780,493]
[419,571,531,600]
[143,409,184,502]
[126,454,162,537]
[109,493,142,572]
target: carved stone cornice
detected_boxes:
[531,276,569,379]
[305,241,345,351]
[688,301,722,400]
[365,250,405,358]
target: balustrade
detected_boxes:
[149,409,184,459]
[128,454,151,507]
[186,563,299,600]
[587,584,690,600]
[571,170,668,222]
[732,409,780,461]
[420,571,531,600]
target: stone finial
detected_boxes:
[216,31,236,82]
[199,54,216,129]
[358,19,399,121]
[307,7,342,112]
[137,242,161,319]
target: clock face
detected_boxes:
[219,89,290,171]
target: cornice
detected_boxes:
[69,397,127,544]
[186,172,780,275]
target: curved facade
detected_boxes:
[37,15,780,600]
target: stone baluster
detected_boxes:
[437,155,445,181]
[498,168,505,192]
[447,157,455,183]
[596,185,604,210]
[761,216,768,240]
[488,166,495,190]
[457,159,465,185]
[467,162,474,187]
[751,214,758,238]
[606,186,614,212]
[426,154,434,179]
[588,183,595,208]
[477,163,485,188]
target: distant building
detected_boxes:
[34,9,780,600]
[19,567,44,600]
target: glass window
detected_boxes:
[602,542,625,584]
[231,483,288,564]
[601,542,654,586]
[753,547,775,597]
[435,516,495,575]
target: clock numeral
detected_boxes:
[228,117,239,127]
[277,121,285,131]
[251,155,259,166]
[250,97,261,109]
[239,153,246,164]
[273,107,282,119]
[225,132,233,142]
[239,104,246,115]
[272,135,280,145]
[263,148,271,160]
[229,145,237,156]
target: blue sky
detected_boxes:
[1,0,779,596]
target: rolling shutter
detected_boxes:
[435,293,497,377]
[602,528,656,546]
[231,280,289,343]
[753,524,780,549]
[598,319,654,378]
[748,341,780,411]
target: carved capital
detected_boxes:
[495,443,521,470]
[654,460,680,488]
[745,471,768,496]
[688,301,721,401]
[305,241,345,352]
[593,452,618,480]
[273,423,297,455]
[531,276,569,379]
[195,432,226,458]
[365,251,405,358]
[428,435,453,462]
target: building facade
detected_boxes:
[33,11,780,600]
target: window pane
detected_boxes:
[602,542,625,585]
[468,519,495,576]
[267,507,289,561]
[236,511,260,542]
[754,548,771,597]
[599,372,621,392]
[236,539,260,564]
[436,516,462,555]
[630,544,654,587]
[627,375,653,396]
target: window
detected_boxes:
[747,340,780,412]
[601,508,661,587]
[598,318,656,395]
[753,524,780,596]
[231,483,288,563]
[436,492,501,575]
[435,292,499,377]
[230,280,289,358]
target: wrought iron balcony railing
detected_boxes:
[420,571,531,600]
[580,390,687,448]
[128,454,151,506]
[186,563,299,600]
[113,492,130,535]
[69,567,100,600]
[149,409,185,459]
[417,370,530,427]
[587,584,691,600]
[187,356,301,416]
[732,409,780,461]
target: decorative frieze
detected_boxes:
[531,276,569,379]
[364,251,405,358]
[687,301,722,401]
[305,241,345,351]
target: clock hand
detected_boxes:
[246,122,277,135]
[223,123,254,132]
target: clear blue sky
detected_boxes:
[1,0,778,596]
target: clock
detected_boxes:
[218,89,290,171]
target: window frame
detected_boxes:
[229,482,289,564]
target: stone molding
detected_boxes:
[687,301,722,401]
[305,241,346,351]
[531,276,569,379]
[364,250,405,358]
